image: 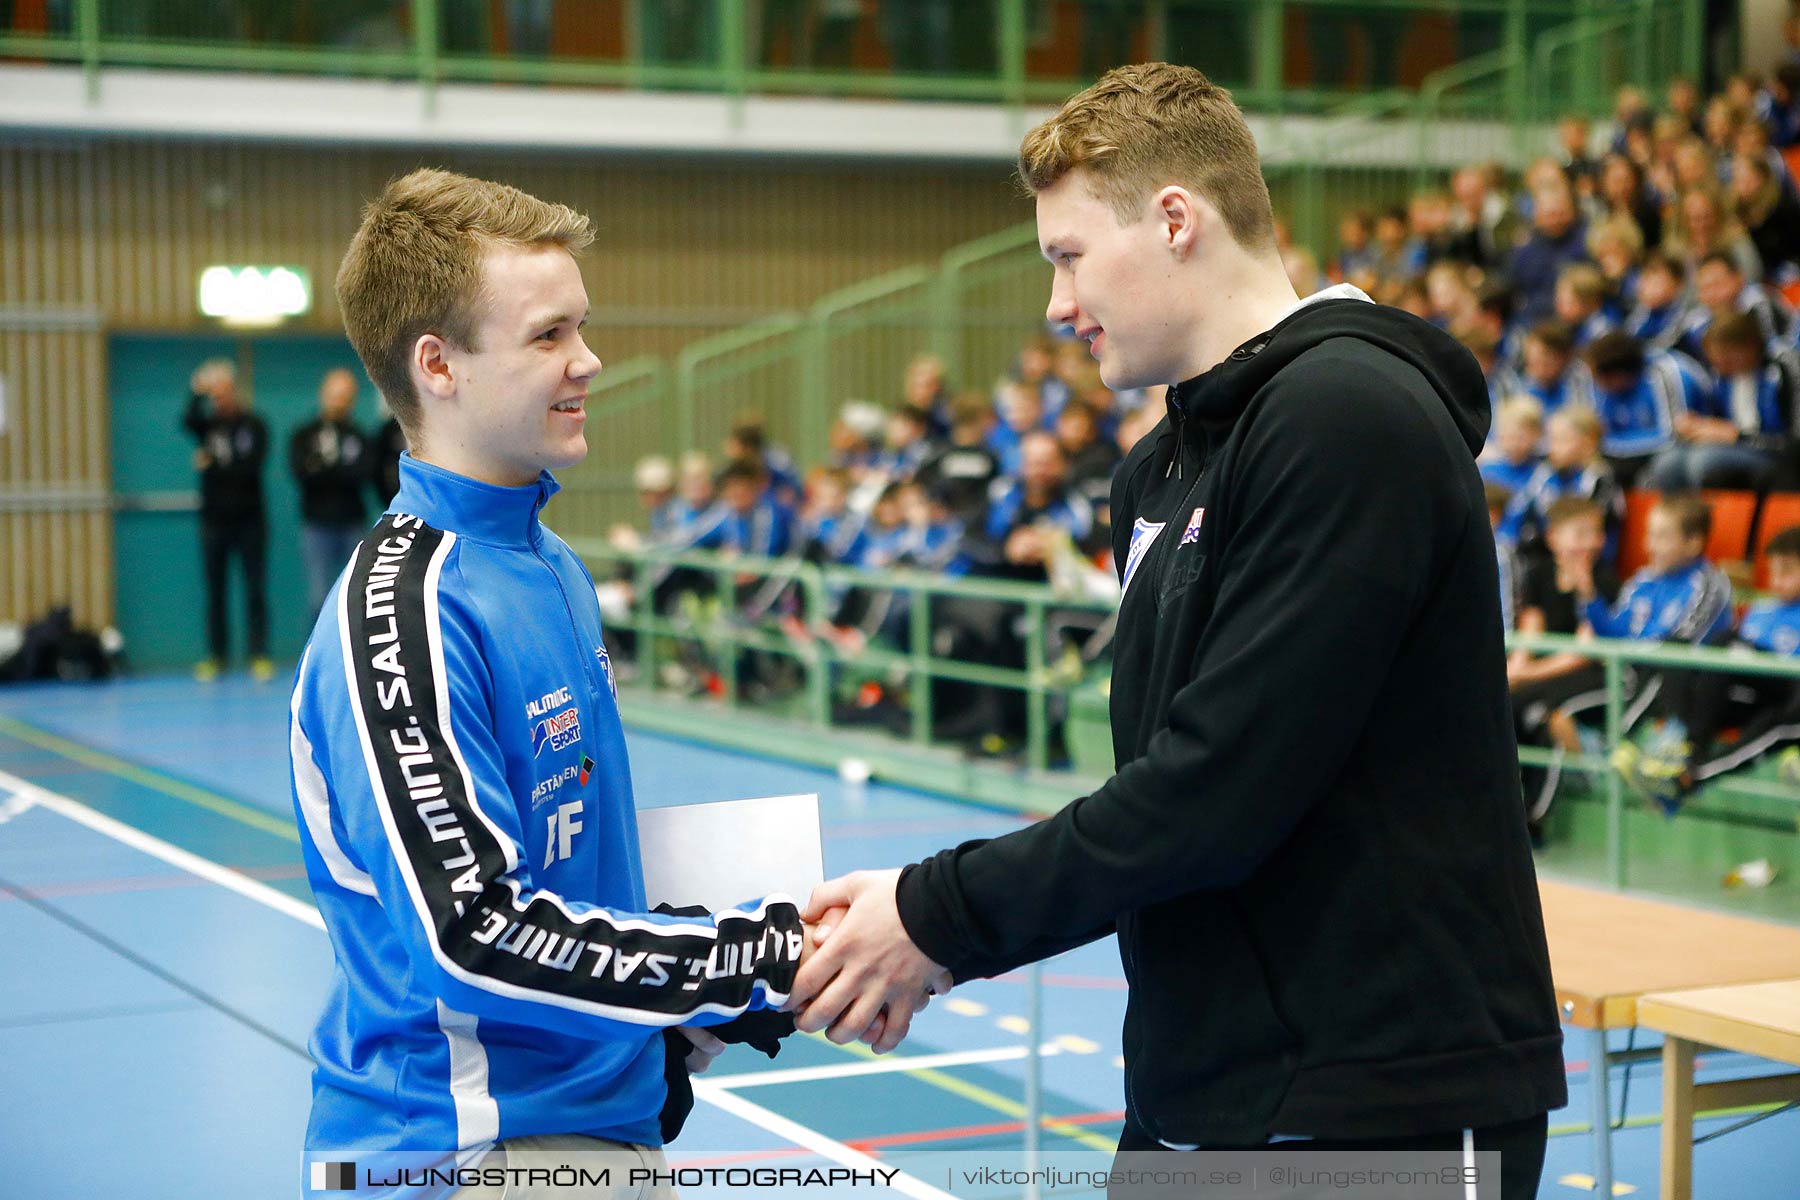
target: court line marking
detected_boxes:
[691,1083,958,1200]
[0,769,322,928]
[0,713,298,842]
[706,1043,1061,1089]
[0,769,953,1198]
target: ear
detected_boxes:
[413,333,456,401]
[1156,186,1202,258]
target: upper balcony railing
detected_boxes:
[1,0,1699,122]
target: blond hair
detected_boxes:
[1495,395,1545,432]
[1018,63,1275,252]
[1550,404,1604,444]
[335,168,593,439]
[1557,262,1608,306]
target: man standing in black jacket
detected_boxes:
[289,368,371,616]
[786,64,1565,1199]
[183,357,272,682]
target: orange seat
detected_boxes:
[1618,488,1658,578]
[1700,489,1758,563]
[1785,144,1800,184]
[1753,493,1800,588]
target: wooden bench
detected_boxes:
[1638,980,1800,1200]
[1538,878,1800,1197]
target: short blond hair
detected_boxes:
[1496,395,1544,432]
[1550,404,1604,444]
[1557,262,1608,305]
[1018,63,1275,252]
[335,168,593,438]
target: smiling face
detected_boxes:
[1038,170,1190,391]
[420,242,601,486]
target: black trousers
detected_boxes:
[1112,1112,1547,1200]
[201,515,268,662]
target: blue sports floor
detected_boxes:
[1,675,1796,1198]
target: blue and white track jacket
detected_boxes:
[290,454,803,1172]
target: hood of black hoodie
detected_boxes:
[1167,297,1492,456]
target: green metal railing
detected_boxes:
[1,0,1699,118]
[566,541,1118,783]
[1507,631,1800,890]
[555,542,1800,874]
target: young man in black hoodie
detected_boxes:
[786,63,1566,1199]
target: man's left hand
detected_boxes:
[785,869,950,1054]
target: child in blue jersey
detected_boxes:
[1479,395,1545,496]
[1584,330,1710,485]
[1623,252,1700,353]
[1650,313,1800,491]
[1617,527,1800,812]
[299,168,824,1197]
[1500,405,1623,563]
[1574,493,1733,646]
[1517,320,1596,418]
[1553,263,1618,349]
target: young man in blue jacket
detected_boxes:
[293,168,813,1197]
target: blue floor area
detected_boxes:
[1,673,1797,1197]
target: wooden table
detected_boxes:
[1638,981,1800,1200]
[1538,878,1800,1198]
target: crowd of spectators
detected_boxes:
[605,67,1800,806]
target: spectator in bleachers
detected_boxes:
[1588,218,1644,308]
[1282,243,1325,299]
[1508,496,1621,836]
[797,467,868,567]
[1470,282,1522,372]
[900,482,966,574]
[1502,405,1624,562]
[1445,164,1518,272]
[1517,320,1596,416]
[1558,114,1599,193]
[1480,396,1545,494]
[1689,251,1795,359]
[1624,251,1700,351]
[870,403,937,480]
[1012,334,1071,418]
[606,455,678,551]
[915,390,1000,528]
[1586,330,1709,484]
[901,352,950,427]
[1553,262,1618,348]
[1703,96,1745,167]
[1425,261,1479,331]
[1056,398,1121,512]
[826,401,884,477]
[1575,492,1733,648]
[971,431,1096,584]
[685,459,794,558]
[1673,185,1763,281]
[1766,64,1800,147]
[724,418,802,507]
[1329,209,1375,283]
[1652,312,1800,491]
[1511,182,1590,327]
[1407,190,1455,266]
[1669,76,1705,136]
[667,450,718,533]
[1458,325,1514,412]
[1370,205,1425,290]
[1615,526,1800,812]
[987,379,1043,477]
[1595,153,1663,248]
[1733,152,1800,281]
[1672,136,1719,195]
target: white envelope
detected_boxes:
[637,792,824,913]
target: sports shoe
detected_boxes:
[1611,740,1686,816]
[193,659,220,683]
[251,657,276,683]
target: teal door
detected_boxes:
[110,334,378,671]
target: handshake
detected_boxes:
[781,868,953,1055]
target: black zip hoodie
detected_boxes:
[896,296,1567,1146]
